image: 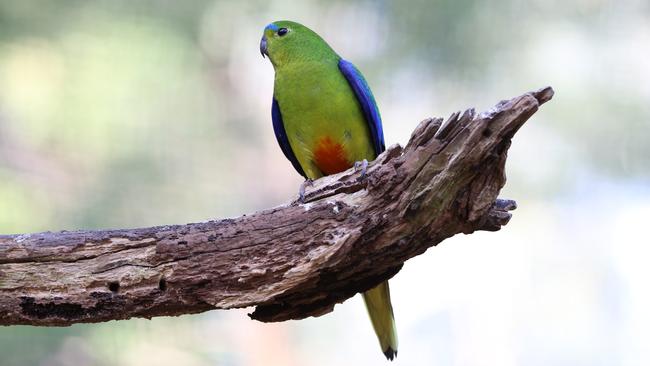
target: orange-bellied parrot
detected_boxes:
[260,20,397,360]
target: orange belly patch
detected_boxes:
[313,136,352,175]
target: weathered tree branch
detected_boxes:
[0,87,553,326]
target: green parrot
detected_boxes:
[260,20,398,360]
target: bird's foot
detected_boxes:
[298,179,314,203]
[353,159,369,182]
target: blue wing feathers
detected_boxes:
[272,98,307,178]
[338,59,386,155]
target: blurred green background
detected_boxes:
[1,1,649,365]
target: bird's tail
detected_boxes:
[362,280,398,361]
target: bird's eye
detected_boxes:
[277,28,288,36]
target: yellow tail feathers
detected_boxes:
[362,280,398,360]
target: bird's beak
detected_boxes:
[260,36,268,58]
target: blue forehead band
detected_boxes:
[265,23,279,31]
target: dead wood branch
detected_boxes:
[0,87,554,326]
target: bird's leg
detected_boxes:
[354,159,369,181]
[298,179,314,203]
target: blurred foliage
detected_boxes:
[0,1,649,365]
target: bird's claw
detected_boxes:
[354,159,369,182]
[298,179,314,203]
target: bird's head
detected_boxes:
[260,21,337,68]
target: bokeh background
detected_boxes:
[1,1,649,365]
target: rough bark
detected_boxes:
[0,87,554,326]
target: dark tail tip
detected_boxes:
[383,348,397,361]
